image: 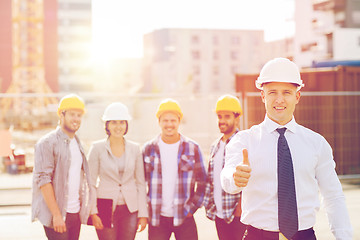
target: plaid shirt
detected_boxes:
[203,130,241,224]
[143,134,207,227]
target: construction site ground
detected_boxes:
[0,129,359,239]
[0,171,359,239]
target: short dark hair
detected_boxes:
[234,112,240,118]
[105,121,128,136]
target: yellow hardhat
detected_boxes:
[156,98,183,120]
[57,94,86,116]
[215,95,243,116]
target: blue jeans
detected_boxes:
[43,212,81,240]
[148,215,198,240]
[215,216,246,240]
[96,205,138,240]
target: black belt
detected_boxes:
[246,225,315,240]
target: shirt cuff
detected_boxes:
[221,168,242,194]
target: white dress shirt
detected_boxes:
[221,115,353,240]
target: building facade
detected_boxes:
[142,28,266,94]
[57,0,93,92]
[294,0,360,67]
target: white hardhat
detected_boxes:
[255,58,304,90]
[102,102,132,121]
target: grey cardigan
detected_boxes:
[88,138,148,218]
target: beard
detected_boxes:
[219,122,235,135]
[63,121,80,133]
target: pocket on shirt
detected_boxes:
[144,156,161,173]
[179,155,195,172]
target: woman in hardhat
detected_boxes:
[87,102,148,240]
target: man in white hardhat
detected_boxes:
[221,58,352,240]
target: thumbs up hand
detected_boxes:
[233,148,251,188]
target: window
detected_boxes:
[213,66,219,75]
[231,66,239,74]
[191,35,200,44]
[59,3,92,10]
[301,42,317,52]
[213,51,219,60]
[193,65,200,75]
[231,36,240,45]
[191,50,201,60]
[213,36,219,45]
[60,19,91,26]
[212,79,219,91]
[230,51,238,60]
[193,80,201,93]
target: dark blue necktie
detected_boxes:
[277,128,298,239]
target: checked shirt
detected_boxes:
[143,134,207,227]
[203,130,241,224]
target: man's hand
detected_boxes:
[233,149,251,188]
[137,217,147,232]
[91,214,104,230]
[53,214,66,233]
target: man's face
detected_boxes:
[159,112,180,138]
[60,109,83,134]
[261,82,300,125]
[217,110,238,135]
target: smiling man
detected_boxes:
[143,98,207,240]
[203,95,246,240]
[221,58,353,240]
[32,94,93,240]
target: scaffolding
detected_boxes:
[0,0,58,130]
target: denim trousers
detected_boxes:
[96,205,138,240]
[43,212,81,240]
[148,215,198,240]
[215,216,247,240]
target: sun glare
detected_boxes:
[92,0,295,59]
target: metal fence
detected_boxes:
[1,91,359,175]
[243,91,360,175]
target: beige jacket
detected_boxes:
[88,138,148,218]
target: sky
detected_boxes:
[91,0,295,59]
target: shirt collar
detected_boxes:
[155,133,185,145]
[56,126,72,143]
[263,115,298,134]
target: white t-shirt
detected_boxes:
[159,138,180,217]
[213,140,226,218]
[66,138,82,213]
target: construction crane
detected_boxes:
[0,0,58,130]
